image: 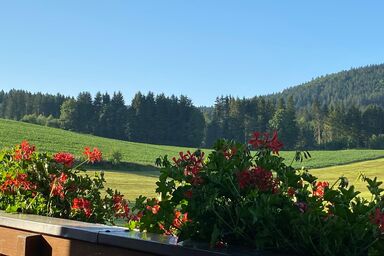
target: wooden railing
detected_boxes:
[0,212,234,256]
[0,212,287,256]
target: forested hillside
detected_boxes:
[1,64,384,149]
[201,64,384,149]
[272,64,384,110]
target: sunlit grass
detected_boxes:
[310,158,384,199]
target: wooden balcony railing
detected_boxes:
[0,211,252,256]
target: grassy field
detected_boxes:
[101,158,384,201]
[100,158,384,201]
[102,170,159,201]
[1,118,384,200]
[0,118,201,167]
[1,118,384,170]
[310,158,384,199]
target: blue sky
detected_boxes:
[1,1,383,106]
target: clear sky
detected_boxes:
[1,1,383,106]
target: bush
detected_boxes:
[130,131,384,255]
[35,114,48,126]
[21,114,38,124]
[109,149,123,166]
[0,141,131,224]
[46,115,61,128]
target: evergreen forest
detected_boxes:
[1,64,384,149]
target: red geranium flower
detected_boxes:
[0,173,36,193]
[237,167,278,192]
[172,211,188,229]
[146,204,161,215]
[54,152,75,168]
[83,147,102,163]
[113,194,130,219]
[248,131,283,155]
[72,197,92,218]
[313,181,329,198]
[14,141,36,161]
[173,151,205,186]
[50,173,68,200]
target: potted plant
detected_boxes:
[130,131,384,255]
[0,141,130,224]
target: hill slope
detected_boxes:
[271,64,384,110]
[1,118,384,170]
[0,118,198,167]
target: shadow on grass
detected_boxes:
[86,161,160,177]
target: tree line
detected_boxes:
[0,89,205,147]
[203,96,384,149]
[1,89,383,149]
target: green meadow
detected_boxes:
[1,118,384,200]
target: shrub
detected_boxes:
[35,114,48,126]
[21,114,38,124]
[46,115,61,128]
[130,131,384,255]
[109,149,123,166]
[0,141,131,224]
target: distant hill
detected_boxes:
[268,64,384,110]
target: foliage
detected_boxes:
[21,113,60,128]
[109,149,123,166]
[131,132,384,255]
[0,141,130,224]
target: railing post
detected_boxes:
[16,234,46,256]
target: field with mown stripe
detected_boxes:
[310,158,384,199]
[1,118,384,168]
[1,118,384,200]
[101,158,384,201]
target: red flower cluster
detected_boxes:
[313,181,329,198]
[72,197,92,218]
[173,151,205,186]
[54,152,75,168]
[113,194,130,219]
[83,147,102,163]
[371,208,384,233]
[0,173,36,193]
[14,141,36,161]
[146,204,161,215]
[50,173,68,200]
[248,131,283,155]
[237,167,278,192]
[145,198,161,215]
[158,210,189,236]
[173,210,188,229]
